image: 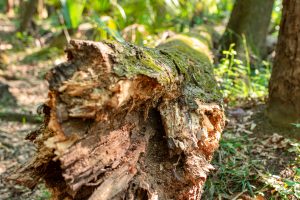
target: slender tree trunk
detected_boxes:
[19,0,38,32]
[267,0,300,126]
[37,0,47,19]
[9,29,225,199]
[6,0,14,17]
[220,0,275,57]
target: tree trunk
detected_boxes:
[267,0,300,126]
[9,29,225,199]
[37,0,47,19]
[19,0,38,32]
[220,0,274,57]
[6,0,14,17]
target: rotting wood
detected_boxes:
[9,27,225,199]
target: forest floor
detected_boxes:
[0,15,299,200]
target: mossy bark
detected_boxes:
[9,29,225,199]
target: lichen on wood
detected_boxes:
[9,29,225,200]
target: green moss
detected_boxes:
[113,42,176,85]
[110,32,222,103]
[158,35,221,102]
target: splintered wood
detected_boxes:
[9,34,225,200]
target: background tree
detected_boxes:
[267,0,300,126]
[18,0,45,32]
[220,0,275,57]
[6,0,14,17]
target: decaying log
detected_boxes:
[9,27,225,199]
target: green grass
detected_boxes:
[203,131,300,199]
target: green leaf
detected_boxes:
[284,179,299,187]
[60,0,86,29]
[291,123,300,128]
[91,16,125,43]
[111,0,126,20]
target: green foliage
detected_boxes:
[113,0,198,33]
[19,0,281,48]
[89,15,125,42]
[60,0,86,29]
[271,0,283,36]
[0,1,5,11]
[42,0,195,43]
[200,0,234,20]
[41,0,239,44]
[214,44,271,104]
[15,32,35,45]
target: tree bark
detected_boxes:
[19,0,38,32]
[220,0,274,57]
[267,0,300,126]
[9,29,225,199]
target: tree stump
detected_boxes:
[10,30,225,199]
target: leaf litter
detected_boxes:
[203,104,300,200]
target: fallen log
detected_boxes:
[10,28,225,199]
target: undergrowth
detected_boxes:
[214,43,271,105]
